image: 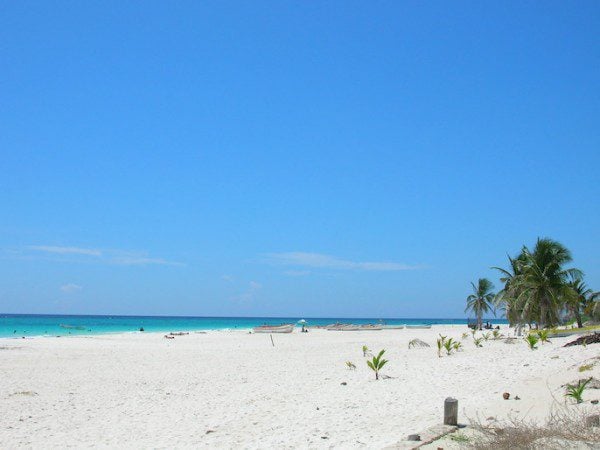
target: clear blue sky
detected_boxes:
[1,1,598,318]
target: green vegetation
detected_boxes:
[362,345,370,357]
[525,334,539,350]
[579,364,594,372]
[436,334,447,357]
[366,349,388,380]
[492,238,599,329]
[482,332,491,341]
[450,433,470,443]
[565,378,591,404]
[461,332,469,339]
[443,337,456,356]
[537,329,550,343]
[452,341,462,352]
[473,337,483,347]
[346,361,356,370]
[465,278,496,330]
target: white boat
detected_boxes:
[359,325,383,330]
[406,325,432,329]
[381,325,405,329]
[252,324,294,334]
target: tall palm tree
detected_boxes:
[466,278,495,330]
[513,238,581,328]
[567,277,594,328]
[493,254,526,326]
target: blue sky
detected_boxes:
[1,1,599,318]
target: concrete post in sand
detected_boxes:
[444,397,458,426]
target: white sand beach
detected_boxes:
[1,326,598,449]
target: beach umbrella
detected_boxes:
[298,319,306,324]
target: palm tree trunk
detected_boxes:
[477,311,482,330]
[574,306,583,328]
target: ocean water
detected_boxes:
[0,314,508,338]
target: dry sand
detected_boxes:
[0,326,598,449]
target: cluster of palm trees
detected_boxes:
[466,238,599,330]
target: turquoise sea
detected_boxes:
[0,314,508,338]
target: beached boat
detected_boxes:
[381,325,405,329]
[405,325,432,329]
[359,325,383,330]
[252,324,294,333]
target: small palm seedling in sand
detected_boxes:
[346,361,356,370]
[443,338,456,356]
[437,335,447,357]
[565,378,591,404]
[537,329,550,344]
[473,337,483,347]
[482,332,491,341]
[461,332,469,340]
[366,349,388,380]
[525,334,539,350]
[453,341,462,352]
[362,345,371,357]
[492,329,503,340]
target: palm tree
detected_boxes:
[493,254,526,326]
[567,277,594,328]
[512,238,581,328]
[466,278,495,330]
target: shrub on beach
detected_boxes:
[366,349,388,380]
[473,337,483,347]
[565,378,591,404]
[525,334,539,350]
[537,329,550,344]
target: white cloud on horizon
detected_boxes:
[29,245,102,257]
[26,245,183,267]
[265,252,423,272]
[60,283,82,293]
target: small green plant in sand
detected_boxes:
[437,335,447,357]
[492,329,503,340]
[482,332,491,341]
[537,329,550,344]
[453,341,462,352]
[473,337,483,347]
[346,361,356,370]
[579,364,594,372]
[362,345,370,357]
[450,432,470,443]
[471,328,477,337]
[443,337,456,356]
[366,349,388,380]
[525,334,539,350]
[462,332,469,339]
[565,378,591,404]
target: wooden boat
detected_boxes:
[405,325,432,329]
[381,325,405,329]
[359,325,383,330]
[252,324,294,334]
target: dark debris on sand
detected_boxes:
[563,332,600,347]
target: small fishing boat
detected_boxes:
[381,325,405,329]
[359,324,383,330]
[405,325,432,329]
[252,324,294,334]
[59,324,87,330]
